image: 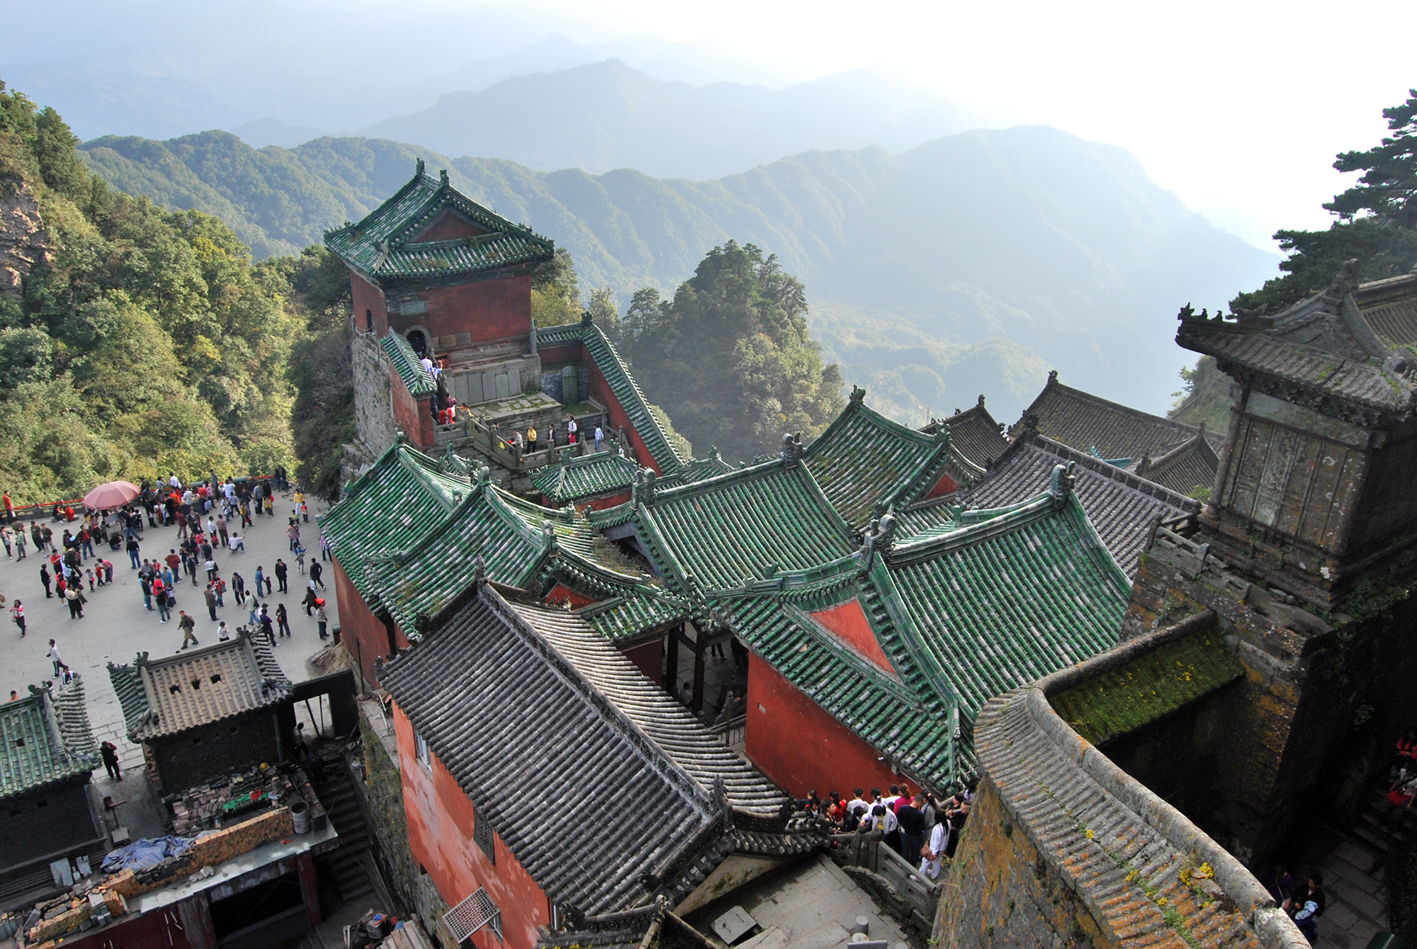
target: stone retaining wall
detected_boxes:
[933,615,1309,949]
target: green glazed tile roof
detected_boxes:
[320,441,472,611]
[708,467,1130,790]
[1048,630,1243,746]
[872,487,1131,738]
[575,587,692,643]
[804,389,985,529]
[337,453,651,640]
[626,459,857,594]
[324,169,554,286]
[714,563,959,791]
[535,321,686,476]
[0,679,99,800]
[532,450,639,503]
[670,451,736,485]
[381,332,436,397]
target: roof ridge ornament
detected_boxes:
[781,431,805,468]
[1049,461,1077,508]
[415,157,425,177]
[934,423,952,448]
[439,168,449,186]
[632,467,657,506]
[857,513,897,569]
[849,385,866,405]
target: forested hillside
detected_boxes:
[79,126,1277,423]
[0,82,341,502]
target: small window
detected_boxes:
[169,684,182,694]
[415,730,430,770]
[14,738,24,748]
[365,309,374,333]
[191,679,202,690]
[474,808,496,865]
[211,674,222,684]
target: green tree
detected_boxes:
[1232,91,1417,315]
[1326,89,1417,229]
[618,241,844,460]
[531,247,581,327]
[1168,356,1233,431]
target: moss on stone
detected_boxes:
[1048,632,1243,746]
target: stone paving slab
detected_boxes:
[0,493,339,768]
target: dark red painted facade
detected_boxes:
[809,600,896,674]
[745,653,913,800]
[332,557,407,686]
[621,636,665,686]
[540,340,666,475]
[922,472,959,500]
[393,703,549,949]
[411,277,532,346]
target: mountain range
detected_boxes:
[78,125,1278,424]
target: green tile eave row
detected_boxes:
[381,332,436,396]
[0,690,98,799]
[639,465,856,590]
[532,452,639,502]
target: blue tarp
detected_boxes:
[100,836,196,873]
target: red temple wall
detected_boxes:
[808,600,896,674]
[394,704,548,949]
[399,276,532,346]
[621,637,665,686]
[350,271,389,336]
[544,583,595,609]
[745,653,913,800]
[388,368,435,450]
[333,558,394,686]
[922,472,959,500]
[587,490,632,510]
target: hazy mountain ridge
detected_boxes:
[78,127,1277,422]
[360,60,980,180]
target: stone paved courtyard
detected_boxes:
[0,489,340,780]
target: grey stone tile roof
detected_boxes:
[925,396,1010,468]
[1013,371,1224,462]
[108,630,292,741]
[0,678,99,800]
[965,432,1197,578]
[377,584,818,916]
[1132,433,1219,497]
[1177,263,1417,423]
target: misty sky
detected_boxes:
[520,0,1415,248]
[4,0,1414,250]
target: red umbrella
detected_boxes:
[82,480,141,510]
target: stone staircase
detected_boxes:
[312,746,377,905]
[1349,776,1417,866]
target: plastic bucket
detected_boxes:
[291,801,311,834]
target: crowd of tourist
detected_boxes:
[1,467,327,660]
[800,780,977,880]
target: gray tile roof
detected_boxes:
[377,584,818,916]
[1013,372,1224,462]
[925,396,1010,468]
[0,678,99,800]
[108,630,292,741]
[1176,263,1417,422]
[965,432,1198,578]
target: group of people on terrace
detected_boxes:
[494,418,606,461]
[801,779,976,880]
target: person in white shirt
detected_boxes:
[919,820,948,879]
[419,356,433,373]
[567,417,578,444]
[229,532,245,552]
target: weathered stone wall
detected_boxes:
[1122,529,1417,866]
[935,777,1111,949]
[349,331,397,478]
[358,703,454,948]
[933,621,1309,949]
